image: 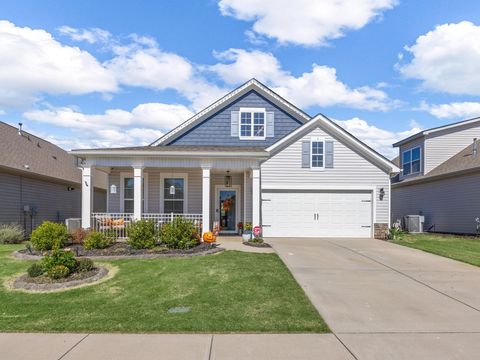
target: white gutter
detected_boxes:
[69,150,270,158]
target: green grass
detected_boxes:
[393,233,480,267]
[0,245,328,333]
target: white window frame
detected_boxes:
[238,107,266,140]
[402,146,421,176]
[310,137,325,170]
[160,173,188,213]
[119,172,149,213]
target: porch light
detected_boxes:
[379,188,385,200]
[169,185,176,195]
[224,171,232,188]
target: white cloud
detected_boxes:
[398,21,480,95]
[210,48,393,110]
[218,0,397,46]
[0,21,117,108]
[106,37,226,110]
[22,103,193,149]
[58,26,111,44]
[335,117,422,158]
[419,101,480,120]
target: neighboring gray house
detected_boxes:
[0,121,107,235]
[71,79,399,239]
[392,117,480,234]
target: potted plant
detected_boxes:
[237,222,243,235]
[242,222,252,241]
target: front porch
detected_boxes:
[81,163,262,237]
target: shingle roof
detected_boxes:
[0,121,81,184]
[393,142,480,186]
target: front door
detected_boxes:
[219,190,237,232]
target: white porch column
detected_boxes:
[133,166,143,221]
[81,166,93,229]
[202,167,211,234]
[252,168,261,228]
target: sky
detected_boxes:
[1,0,480,158]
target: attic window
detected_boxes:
[239,107,266,140]
[402,147,421,176]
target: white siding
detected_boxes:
[424,123,480,173]
[108,168,202,214]
[392,172,480,234]
[261,126,391,224]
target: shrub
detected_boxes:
[388,226,405,241]
[70,228,88,245]
[160,217,199,250]
[47,265,70,279]
[250,236,264,244]
[83,231,113,250]
[76,258,94,272]
[0,224,24,244]
[41,249,77,273]
[30,221,68,251]
[27,262,44,277]
[127,220,157,249]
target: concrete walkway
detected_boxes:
[270,237,480,359]
[0,333,353,360]
[216,235,274,253]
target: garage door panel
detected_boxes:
[262,190,372,238]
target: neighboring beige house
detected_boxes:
[71,79,399,239]
[392,117,480,234]
[0,121,107,235]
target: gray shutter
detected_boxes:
[266,111,274,137]
[231,111,239,137]
[301,140,310,168]
[325,141,334,168]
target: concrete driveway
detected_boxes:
[269,237,480,359]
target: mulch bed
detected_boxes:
[243,241,271,248]
[11,267,110,292]
[15,242,223,260]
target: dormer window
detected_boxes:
[402,146,421,176]
[239,108,266,140]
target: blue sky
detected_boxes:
[1,0,480,157]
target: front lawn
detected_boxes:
[0,245,327,333]
[393,233,480,267]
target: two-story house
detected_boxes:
[71,79,399,239]
[392,117,480,234]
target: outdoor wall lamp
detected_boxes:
[379,188,385,200]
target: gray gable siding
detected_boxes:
[167,90,304,147]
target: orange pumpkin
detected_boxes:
[203,232,216,243]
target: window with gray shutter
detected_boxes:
[266,111,274,137]
[301,140,310,168]
[325,141,334,168]
[231,110,239,137]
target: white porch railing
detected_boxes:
[91,212,202,239]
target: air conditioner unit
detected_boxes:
[404,215,424,233]
[65,218,81,232]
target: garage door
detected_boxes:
[262,190,373,238]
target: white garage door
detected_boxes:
[262,190,373,238]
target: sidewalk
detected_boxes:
[0,333,354,360]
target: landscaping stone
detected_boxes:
[243,241,271,248]
[10,266,111,292]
